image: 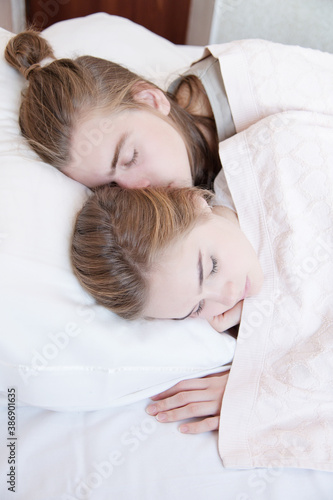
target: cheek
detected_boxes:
[201,302,229,319]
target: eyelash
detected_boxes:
[211,257,218,274]
[194,257,218,316]
[124,149,138,167]
[194,301,204,317]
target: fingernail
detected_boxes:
[156,413,167,422]
[179,425,189,433]
[146,405,157,415]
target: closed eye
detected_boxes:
[192,300,204,317]
[124,149,138,167]
[192,258,217,317]
[211,257,218,274]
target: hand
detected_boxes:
[208,301,243,332]
[146,371,230,434]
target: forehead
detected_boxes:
[73,110,124,145]
[69,111,117,159]
[146,237,199,319]
[65,111,127,184]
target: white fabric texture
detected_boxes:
[211,39,333,471]
[0,14,234,411]
[1,400,333,499]
[206,39,333,131]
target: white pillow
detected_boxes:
[0,15,235,411]
[43,13,197,89]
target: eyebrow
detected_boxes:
[111,133,128,171]
[173,251,203,320]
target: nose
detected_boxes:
[115,175,150,189]
[134,178,151,188]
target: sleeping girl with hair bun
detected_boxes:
[5,29,220,190]
[5,29,333,192]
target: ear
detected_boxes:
[212,205,239,225]
[133,86,171,116]
[196,195,210,211]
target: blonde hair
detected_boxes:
[5,30,221,189]
[71,186,213,319]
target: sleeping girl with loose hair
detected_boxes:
[71,185,263,329]
[71,185,264,433]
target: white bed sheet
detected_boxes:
[1,401,332,500]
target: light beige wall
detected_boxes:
[0,0,13,31]
[186,0,215,45]
[187,0,333,53]
[0,0,26,32]
[210,0,333,52]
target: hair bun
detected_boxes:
[4,30,55,80]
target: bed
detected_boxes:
[0,13,332,499]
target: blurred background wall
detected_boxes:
[0,0,26,32]
[24,0,191,44]
[0,0,332,52]
[204,0,333,52]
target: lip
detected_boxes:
[240,277,251,301]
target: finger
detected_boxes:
[153,401,220,423]
[147,387,220,416]
[204,370,230,380]
[179,416,220,434]
[148,373,229,415]
[150,377,210,401]
[209,305,240,332]
[209,301,243,332]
